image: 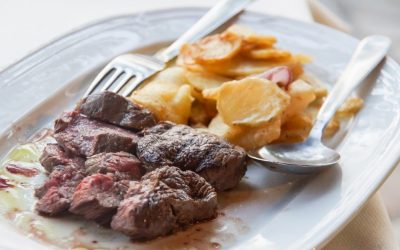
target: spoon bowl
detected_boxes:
[248,138,340,174]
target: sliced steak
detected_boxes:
[54,111,139,157]
[35,165,86,216]
[137,122,247,191]
[69,173,129,225]
[39,143,85,173]
[111,166,217,240]
[85,152,143,180]
[77,91,156,130]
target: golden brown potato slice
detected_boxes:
[201,56,304,79]
[247,48,292,60]
[148,66,188,88]
[131,84,194,124]
[208,115,281,150]
[284,79,316,120]
[299,73,328,98]
[217,78,290,126]
[324,116,340,138]
[185,70,231,91]
[178,32,242,66]
[191,88,218,118]
[337,97,364,117]
[275,113,312,143]
[202,87,221,101]
[208,114,237,140]
[227,25,277,48]
[194,32,242,64]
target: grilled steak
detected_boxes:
[69,173,129,225]
[111,166,217,240]
[77,91,156,131]
[85,152,143,180]
[39,143,85,173]
[137,122,247,191]
[35,165,86,216]
[54,111,139,157]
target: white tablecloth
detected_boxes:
[0,0,397,248]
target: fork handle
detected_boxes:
[154,0,253,63]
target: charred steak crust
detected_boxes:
[69,173,130,225]
[111,166,217,240]
[77,91,157,130]
[85,152,143,180]
[35,165,86,216]
[137,122,247,191]
[39,143,85,173]
[54,111,139,157]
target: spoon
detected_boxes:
[248,35,391,174]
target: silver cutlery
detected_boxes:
[84,0,253,97]
[248,35,391,174]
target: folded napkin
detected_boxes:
[324,194,398,249]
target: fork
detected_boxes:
[84,0,253,98]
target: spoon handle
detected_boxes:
[310,35,391,139]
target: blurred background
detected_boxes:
[313,0,400,61]
[309,0,400,242]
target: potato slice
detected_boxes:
[227,25,277,48]
[195,32,242,64]
[208,115,237,140]
[202,56,304,78]
[130,66,194,124]
[185,70,230,91]
[191,88,218,118]
[177,44,208,73]
[276,113,312,143]
[299,73,328,98]
[202,87,221,101]
[208,115,281,150]
[148,66,188,88]
[226,25,255,37]
[247,48,292,60]
[337,97,364,117]
[179,32,242,66]
[229,119,281,150]
[177,44,199,66]
[324,116,340,138]
[217,78,290,126]
[284,79,316,120]
[131,84,194,124]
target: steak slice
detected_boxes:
[85,152,143,180]
[54,111,139,157]
[137,122,247,191]
[77,91,156,131]
[35,165,86,216]
[39,143,85,173]
[111,166,217,240]
[69,173,129,225]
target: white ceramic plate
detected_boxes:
[1,8,400,250]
